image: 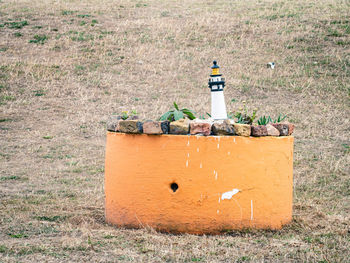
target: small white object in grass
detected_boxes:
[267,62,275,69]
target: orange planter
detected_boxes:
[105,132,294,234]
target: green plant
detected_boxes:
[159,102,196,122]
[230,100,257,124]
[29,35,48,44]
[61,10,76,15]
[91,19,98,26]
[234,112,253,124]
[199,112,211,119]
[13,32,23,37]
[274,113,287,123]
[70,32,93,41]
[121,111,128,120]
[4,20,28,29]
[257,116,272,125]
[34,90,45,96]
[77,14,91,18]
[121,110,137,120]
[257,114,287,125]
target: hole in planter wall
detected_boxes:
[170,183,178,192]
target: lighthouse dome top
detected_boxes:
[211,60,219,69]
[211,60,221,76]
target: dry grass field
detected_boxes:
[0,0,349,262]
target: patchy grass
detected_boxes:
[0,0,349,262]
[29,34,48,44]
[3,20,28,29]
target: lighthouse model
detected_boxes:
[208,61,227,120]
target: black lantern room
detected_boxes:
[208,61,225,92]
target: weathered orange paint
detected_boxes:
[105,132,294,234]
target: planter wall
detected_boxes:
[105,132,294,234]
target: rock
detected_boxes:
[233,123,251,137]
[271,123,289,136]
[161,121,170,134]
[251,125,268,137]
[118,120,143,134]
[283,122,295,135]
[143,121,163,135]
[143,121,169,135]
[212,120,234,135]
[169,119,190,135]
[266,124,280,136]
[107,115,121,132]
[190,120,212,136]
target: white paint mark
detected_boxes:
[233,138,236,143]
[197,147,199,152]
[217,143,220,149]
[187,153,190,158]
[215,171,218,180]
[217,210,220,214]
[187,140,190,146]
[213,170,216,175]
[218,197,221,203]
[221,189,240,200]
[234,199,243,220]
[228,151,230,155]
[200,163,202,168]
[250,200,254,220]
[186,160,188,167]
[218,137,220,142]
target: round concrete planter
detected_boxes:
[105,132,294,234]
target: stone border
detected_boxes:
[106,117,294,137]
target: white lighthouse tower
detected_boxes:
[208,61,227,120]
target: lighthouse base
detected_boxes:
[211,91,227,120]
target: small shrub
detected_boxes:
[160,102,196,122]
[230,101,257,124]
[121,110,137,120]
